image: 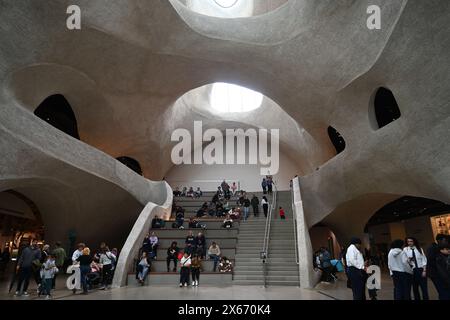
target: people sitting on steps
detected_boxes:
[136,251,151,285]
[208,242,221,272]
[167,241,179,272]
[187,187,195,198]
[229,207,241,220]
[151,215,164,229]
[173,187,182,197]
[218,256,233,273]
[222,214,233,229]
[148,232,159,259]
[194,187,203,198]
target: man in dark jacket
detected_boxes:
[243,197,251,221]
[251,195,259,217]
[427,234,450,300]
[15,239,41,296]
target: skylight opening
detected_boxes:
[210,83,263,113]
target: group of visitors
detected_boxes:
[340,234,450,300]
[261,176,274,194]
[70,242,118,295]
[137,230,233,287]
[14,239,67,299]
[387,234,450,300]
[13,239,117,298]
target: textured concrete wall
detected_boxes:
[0,0,449,289]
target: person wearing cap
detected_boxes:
[345,237,366,300]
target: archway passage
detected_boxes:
[327,126,346,154]
[34,94,80,139]
[365,196,450,263]
[0,190,44,260]
[373,87,401,129]
[116,156,143,175]
[366,196,450,227]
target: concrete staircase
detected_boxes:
[129,190,240,286]
[233,215,266,285]
[233,191,300,286]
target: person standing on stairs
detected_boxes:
[267,176,273,194]
[279,207,286,220]
[251,195,259,217]
[231,182,237,196]
[243,196,251,221]
[261,178,267,194]
[262,196,269,218]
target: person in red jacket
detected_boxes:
[279,207,286,220]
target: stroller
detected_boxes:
[328,259,343,282]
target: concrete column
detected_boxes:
[112,183,173,288]
[292,177,316,288]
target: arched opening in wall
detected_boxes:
[0,190,44,262]
[370,87,401,130]
[310,223,343,261]
[327,126,346,154]
[365,196,450,265]
[34,94,80,139]
[116,156,143,175]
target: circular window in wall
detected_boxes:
[210,82,263,113]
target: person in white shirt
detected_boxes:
[388,239,413,300]
[179,252,191,287]
[261,196,269,218]
[345,237,366,300]
[99,247,116,290]
[404,237,429,300]
[71,243,85,263]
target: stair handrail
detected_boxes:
[291,183,300,269]
[261,180,277,287]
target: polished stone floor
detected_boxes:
[0,265,438,300]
